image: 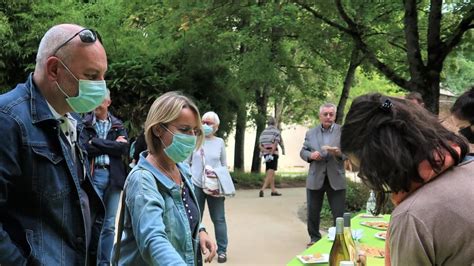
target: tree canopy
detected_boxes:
[0,0,472,172]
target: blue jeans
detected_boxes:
[92,168,121,265]
[194,187,228,254]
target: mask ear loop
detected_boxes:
[155,124,173,150]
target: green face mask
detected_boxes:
[161,125,197,163]
[56,59,107,113]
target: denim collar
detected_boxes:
[28,73,84,131]
[136,151,192,191]
[28,74,58,125]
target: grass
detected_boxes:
[231,170,307,189]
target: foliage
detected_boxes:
[294,0,474,113]
[0,0,471,155]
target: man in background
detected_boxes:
[300,103,346,247]
[405,91,425,107]
[83,91,129,266]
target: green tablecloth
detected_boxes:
[287,214,390,266]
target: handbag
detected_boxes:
[200,149,224,197]
[199,148,235,197]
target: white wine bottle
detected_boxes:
[329,217,350,266]
[343,213,358,264]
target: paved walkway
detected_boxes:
[201,187,308,265]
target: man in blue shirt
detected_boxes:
[83,91,128,266]
[0,24,107,265]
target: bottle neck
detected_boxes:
[335,218,344,234]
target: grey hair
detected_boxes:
[267,116,276,126]
[202,111,220,125]
[35,24,82,68]
[319,103,337,114]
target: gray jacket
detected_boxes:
[299,124,346,190]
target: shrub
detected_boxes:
[345,178,371,212]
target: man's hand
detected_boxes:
[310,151,323,161]
[115,136,128,143]
[326,147,342,157]
[199,231,217,263]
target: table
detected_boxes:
[287,214,390,266]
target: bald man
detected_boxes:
[0,24,107,265]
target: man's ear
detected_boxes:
[105,98,112,107]
[46,57,60,82]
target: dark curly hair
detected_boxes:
[451,87,474,124]
[341,93,469,214]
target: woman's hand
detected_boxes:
[199,231,217,263]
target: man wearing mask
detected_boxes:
[300,103,346,247]
[0,24,107,265]
[83,91,128,266]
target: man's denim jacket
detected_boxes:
[115,152,203,265]
[0,75,104,265]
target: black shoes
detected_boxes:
[260,191,282,197]
[218,253,227,263]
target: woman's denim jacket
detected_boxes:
[0,75,104,265]
[115,152,203,265]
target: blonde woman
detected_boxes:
[113,91,216,265]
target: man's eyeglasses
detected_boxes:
[53,28,102,56]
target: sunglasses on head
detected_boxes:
[53,28,102,56]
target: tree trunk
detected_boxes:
[336,48,363,124]
[423,72,441,114]
[233,105,246,171]
[251,88,268,173]
[233,11,250,172]
[274,97,285,130]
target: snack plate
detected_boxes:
[360,221,389,231]
[296,254,329,264]
[374,231,387,240]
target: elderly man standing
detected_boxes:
[300,103,346,247]
[83,90,128,266]
[0,24,107,265]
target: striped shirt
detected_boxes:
[259,125,284,155]
[94,116,111,166]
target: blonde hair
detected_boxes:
[144,91,203,155]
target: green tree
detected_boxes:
[295,0,474,113]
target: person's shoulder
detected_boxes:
[82,112,94,125]
[306,126,317,133]
[215,137,225,144]
[109,112,125,126]
[0,83,29,112]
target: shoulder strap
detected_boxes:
[111,167,141,265]
[111,189,126,266]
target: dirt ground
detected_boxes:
[201,187,309,265]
